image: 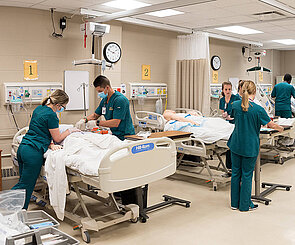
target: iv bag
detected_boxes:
[156,97,163,114]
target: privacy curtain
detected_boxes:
[176,32,210,116]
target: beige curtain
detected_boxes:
[176,58,210,115]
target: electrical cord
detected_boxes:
[50,8,63,38]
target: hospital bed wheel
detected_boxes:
[185,203,190,208]
[262,183,266,188]
[141,217,147,223]
[286,187,291,191]
[82,230,91,243]
[131,217,139,223]
[265,201,269,205]
[213,186,217,191]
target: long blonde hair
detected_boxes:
[241,80,256,112]
[41,89,69,106]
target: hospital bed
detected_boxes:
[134,108,203,132]
[135,111,232,191]
[11,127,179,243]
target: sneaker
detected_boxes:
[231,206,238,210]
[249,204,258,211]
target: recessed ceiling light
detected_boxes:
[102,0,150,10]
[272,39,295,45]
[146,9,184,17]
[215,26,263,35]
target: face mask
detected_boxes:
[56,107,64,113]
[98,91,108,99]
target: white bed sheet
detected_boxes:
[164,113,234,144]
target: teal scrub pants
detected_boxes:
[231,152,257,211]
[12,144,44,209]
[275,110,292,118]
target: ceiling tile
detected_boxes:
[35,0,93,9]
[0,0,35,7]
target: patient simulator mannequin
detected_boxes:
[163,110,200,126]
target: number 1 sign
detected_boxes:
[24,60,38,80]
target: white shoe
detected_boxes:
[231,206,238,210]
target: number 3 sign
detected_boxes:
[24,60,38,80]
[142,65,151,80]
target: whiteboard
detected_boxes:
[64,71,89,110]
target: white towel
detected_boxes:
[44,133,122,220]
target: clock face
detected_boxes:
[103,42,122,64]
[211,55,221,70]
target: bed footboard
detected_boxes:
[98,137,176,193]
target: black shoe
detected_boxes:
[249,204,258,211]
[222,172,232,178]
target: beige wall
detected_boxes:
[0,7,99,167]
[209,38,276,84]
[280,50,295,76]
[3,6,294,168]
[0,7,178,167]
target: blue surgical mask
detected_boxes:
[98,91,108,99]
[56,107,64,113]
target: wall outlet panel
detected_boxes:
[3,82,62,104]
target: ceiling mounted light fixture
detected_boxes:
[102,0,150,10]
[215,26,263,35]
[146,9,184,17]
[272,39,295,45]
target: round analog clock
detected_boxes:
[103,42,122,63]
[211,55,221,70]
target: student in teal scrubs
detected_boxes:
[76,75,135,140]
[76,75,136,204]
[228,80,283,211]
[219,81,240,174]
[12,90,80,209]
[271,73,295,118]
[219,81,240,123]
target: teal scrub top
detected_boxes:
[219,94,240,123]
[21,105,59,153]
[271,82,295,111]
[95,91,135,140]
[227,100,271,157]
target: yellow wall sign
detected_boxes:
[212,70,218,83]
[24,60,38,80]
[259,72,263,82]
[142,65,151,80]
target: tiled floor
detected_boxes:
[30,159,295,244]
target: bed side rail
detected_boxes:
[134,111,165,130]
[176,137,207,157]
[175,108,203,116]
[97,137,176,193]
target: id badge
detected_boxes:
[102,107,106,115]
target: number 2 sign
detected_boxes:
[24,60,38,80]
[142,65,151,80]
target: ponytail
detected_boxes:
[41,89,69,106]
[41,96,51,106]
[241,80,256,112]
[241,90,249,112]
